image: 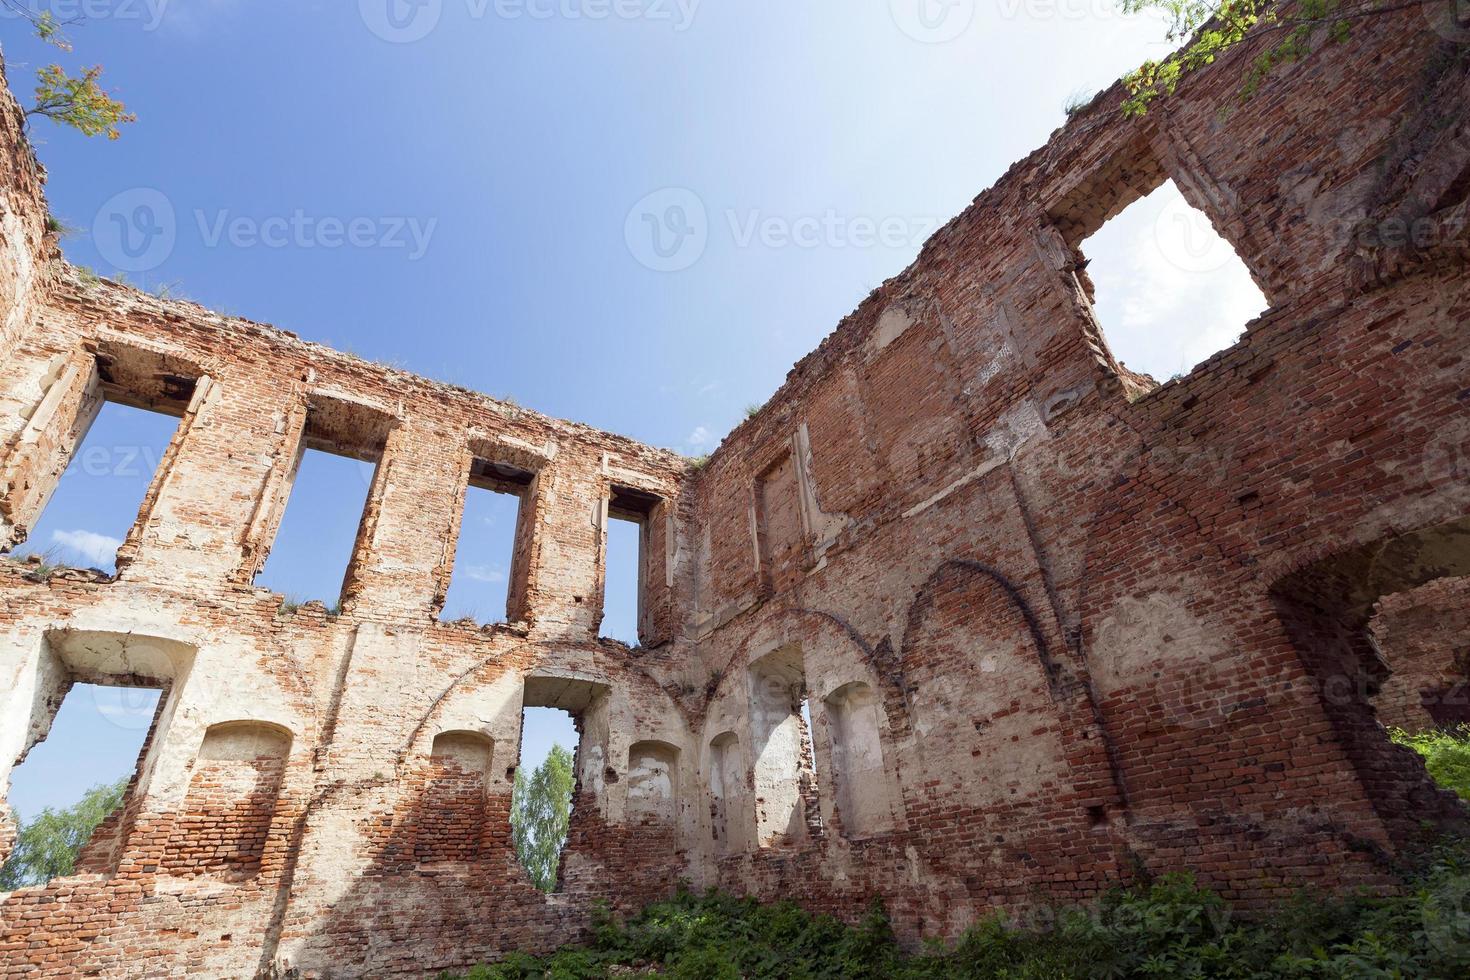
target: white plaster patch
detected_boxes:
[867,307,913,356]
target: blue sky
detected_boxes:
[2,1,1269,826]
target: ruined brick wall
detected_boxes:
[1,5,1469,976]
[0,60,46,369]
[1370,576,1470,730]
[679,2,1470,940]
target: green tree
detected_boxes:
[510,744,575,892]
[0,778,128,890]
[1,0,135,139]
[1119,0,1443,117]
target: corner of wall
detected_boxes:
[0,53,53,363]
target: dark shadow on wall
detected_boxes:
[1271,516,1470,845]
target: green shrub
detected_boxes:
[1391,726,1470,802]
[444,837,1470,979]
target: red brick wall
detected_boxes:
[1371,577,1470,730]
[1,6,1468,977]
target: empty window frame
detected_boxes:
[513,677,607,893]
[2,345,197,575]
[1078,179,1267,381]
[12,403,181,575]
[442,457,536,624]
[255,399,391,610]
[1048,146,1270,386]
[602,485,659,645]
[1,630,195,887]
[1,681,162,886]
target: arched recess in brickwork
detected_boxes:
[167,720,292,880]
[905,560,1062,688]
[706,731,744,855]
[626,740,678,825]
[746,606,912,740]
[900,561,1073,812]
[416,730,494,864]
[746,645,811,847]
[1271,516,1470,841]
[823,681,897,838]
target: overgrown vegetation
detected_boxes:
[446,837,1470,978]
[1064,89,1097,117]
[1392,725,1470,802]
[0,778,127,890]
[511,743,575,892]
[43,214,79,238]
[7,545,65,583]
[1119,1,1441,117]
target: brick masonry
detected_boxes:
[1,7,1469,976]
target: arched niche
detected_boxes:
[707,731,741,852]
[170,720,293,880]
[198,720,293,762]
[824,681,895,837]
[417,729,495,864]
[430,730,495,777]
[626,740,679,825]
[747,644,811,846]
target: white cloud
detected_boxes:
[687,425,712,448]
[1085,180,1266,380]
[464,564,507,584]
[51,529,123,567]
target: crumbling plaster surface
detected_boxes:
[1,8,1469,977]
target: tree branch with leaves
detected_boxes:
[2,0,134,139]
